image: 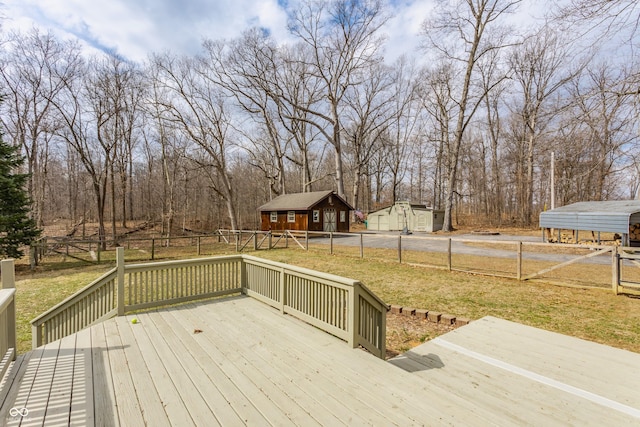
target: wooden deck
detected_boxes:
[1,298,640,426]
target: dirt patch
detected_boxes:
[385,312,456,359]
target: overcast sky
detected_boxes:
[1,0,448,63]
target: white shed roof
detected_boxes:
[539,201,640,234]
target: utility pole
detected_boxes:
[550,151,555,210]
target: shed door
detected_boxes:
[324,209,336,232]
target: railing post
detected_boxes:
[241,256,248,294]
[516,241,522,281]
[279,268,285,314]
[117,247,125,316]
[349,284,359,349]
[612,246,619,294]
[1,258,17,358]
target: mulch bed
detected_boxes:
[385,312,456,359]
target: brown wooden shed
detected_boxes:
[258,190,353,232]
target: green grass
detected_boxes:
[10,244,640,356]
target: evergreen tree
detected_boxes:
[0,131,41,258]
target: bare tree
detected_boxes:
[285,0,389,199]
[422,0,521,231]
[507,26,576,225]
[384,57,422,203]
[151,53,239,230]
[568,64,636,200]
[344,61,394,209]
[0,29,81,227]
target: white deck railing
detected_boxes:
[0,259,17,382]
[32,249,387,358]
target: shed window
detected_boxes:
[313,210,320,223]
[340,211,346,222]
[287,211,295,222]
[270,212,278,222]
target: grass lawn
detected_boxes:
[10,245,640,356]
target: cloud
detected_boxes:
[1,0,441,64]
[383,0,435,63]
[1,0,294,62]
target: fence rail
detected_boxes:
[31,249,387,358]
[0,259,17,383]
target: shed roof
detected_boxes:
[539,200,640,234]
[369,201,442,216]
[258,190,353,211]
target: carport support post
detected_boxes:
[516,241,522,280]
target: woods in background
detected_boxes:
[0,0,638,244]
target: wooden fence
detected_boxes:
[0,259,17,382]
[31,249,387,358]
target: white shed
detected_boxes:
[367,202,444,232]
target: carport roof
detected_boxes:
[539,200,640,234]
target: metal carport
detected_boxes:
[539,200,640,245]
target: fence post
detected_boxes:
[516,241,522,281]
[1,258,16,358]
[197,236,202,255]
[360,233,364,258]
[447,238,452,271]
[268,231,272,250]
[612,247,619,294]
[305,231,309,251]
[151,238,155,260]
[117,247,125,316]
[398,235,402,263]
[253,233,258,251]
[330,232,334,254]
[97,242,101,264]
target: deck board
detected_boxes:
[70,328,94,427]
[103,319,146,426]
[90,322,118,426]
[119,314,195,426]
[2,297,640,426]
[113,317,171,427]
[390,316,640,425]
